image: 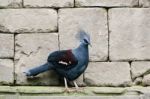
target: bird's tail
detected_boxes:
[23,62,53,77]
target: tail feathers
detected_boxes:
[24,62,53,77]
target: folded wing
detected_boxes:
[47,50,78,69]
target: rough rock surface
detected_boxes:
[15,33,59,85]
[0,0,22,8]
[142,74,150,86]
[0,9,57,33]
[85,62,132,86]
[131,62,150,79]
[139,0,150,7]
[0,95,142,99]
[109,8,150,61]
[0,34,14,58]
[17,96,142,99]
[75,0,138,7]
[59,8,108,61]
[24,0,74,7]
[0,59,14,84]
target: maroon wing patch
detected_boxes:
[58,50,77,66]
[48,49,78,68]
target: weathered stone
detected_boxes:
[133,77,143,85]
[131,62,150,79]
[0,59,14,84]
[15,33,59,85]
[109,8,150,61]
[15,96,141,99]
[143,93,150,99]
[126,86,150,94]
[1,86,150,98]
[142,74,150,86]
[0,95,19,99]
[139,0,150,7]
[16,86,64,94]
[0,34,14,58]
[0,86,17,93]
[0,0,22,8]
[0,9,57,33]
[92,87,126,94]
[24,0,74,7]
[59,8,108,61]
[85,62,131,86]
[75,0,138,7]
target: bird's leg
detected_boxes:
[73,81,79,90]
[73,81,84,92]
[64,77,70,93]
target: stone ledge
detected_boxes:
[0,95,143,99]
[0,86,149,96]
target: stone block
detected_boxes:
[109,8,150,61]
[0,34,14,58]
[0,9,57,33]
[0,0,22,8]
[15,33,59,85]
[75,0,138,7]
[0,59,14,84]
[142,74,150,86]
[18,96,141,99]
[85,62,132,86]
[24,0,74,7]
[59,8,108,61]
[143,93,150,99]
[139,0,150,7]
[131,62,150,79]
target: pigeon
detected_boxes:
[24,30,91,92]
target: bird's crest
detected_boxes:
[76,29,91,45]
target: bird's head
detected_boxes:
[76,30,91,46]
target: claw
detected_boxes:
[64,88,71,93]
[75,87,84,92]
[64,87,84,93]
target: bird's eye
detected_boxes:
[84,39,89,44]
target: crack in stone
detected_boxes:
[0,25,9,32]
[134,69,150,81]
[8,2,22,8]
[106,8,110,62]
[20,46,42,57]
[131,0,139,7]
[16,43,22,48]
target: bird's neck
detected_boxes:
[72,42,89,64]
[76,43,89,54]
[72,42,89,56]
[79,43,88,49]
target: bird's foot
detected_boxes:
[63,87,84,93]
[63,88,71,93]
[74,87,84,92]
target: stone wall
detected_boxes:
[1,0,150,98]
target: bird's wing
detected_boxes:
[48,50,78,69]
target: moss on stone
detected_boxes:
[0,86,149,96]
